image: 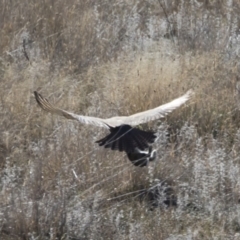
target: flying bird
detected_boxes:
[34,90,193,166]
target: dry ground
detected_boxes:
[1,0,240,239]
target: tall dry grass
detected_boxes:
[1,0,240,239]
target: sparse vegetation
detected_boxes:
[1,0,240,239]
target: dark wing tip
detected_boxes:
[33,91,39,100]
[34,91,42,99]
[34,91,51,111]
[34,91,43,107]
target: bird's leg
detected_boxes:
[149,146,156,162]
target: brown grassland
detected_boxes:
[1,0,240,239]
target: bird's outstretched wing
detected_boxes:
[34,89,193,127]
[122,89,194,126]
[34,91,109,128]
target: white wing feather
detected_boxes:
[34,90,193,128]
[34,91,109,128]
[122,89,194,126]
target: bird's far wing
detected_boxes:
[124,89,194,126]
[34,91,109,128]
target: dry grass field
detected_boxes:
[1,0,240,239]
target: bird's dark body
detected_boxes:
[96,124,157,166]
[96,124,156,153]
[127,146,156,167]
